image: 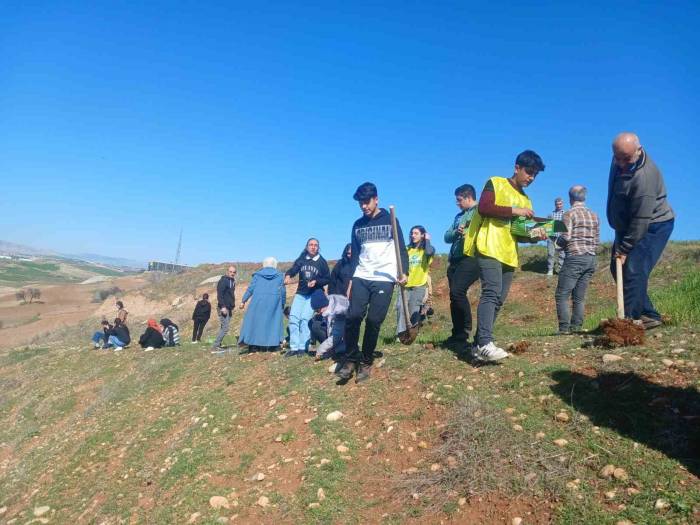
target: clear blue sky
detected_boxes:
[1,1,698,266]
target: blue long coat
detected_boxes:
[239,267,286,347]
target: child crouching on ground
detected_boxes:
[308,290,348,361]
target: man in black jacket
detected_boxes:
[192,293,212,342]
[337,182,408,383]
[212,266,236,352]
[607,133,674,329]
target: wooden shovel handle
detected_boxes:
[616,257,625,319]
[389,206,412,326]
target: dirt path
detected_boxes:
[0,276,147,348]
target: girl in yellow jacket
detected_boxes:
[396,225,435,334]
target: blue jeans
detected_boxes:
[92,331,106,345]
[611,219,674,320]
[555,254,596,332]
[105,335,125,348]
[289,294,314,351]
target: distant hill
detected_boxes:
[0,240,146,271]
[0,240,59,257]
[63,252,146,271]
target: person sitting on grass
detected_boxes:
[396,225,435,336]
[91,320,112,348]
[160,318,180,347]
[308,289,348,361]
[139,318,165,350]
[104,318,130,351]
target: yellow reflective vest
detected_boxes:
[463,176,532,268]
[406,247,432,287]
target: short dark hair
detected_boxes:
[116,300,124,309]
[454,184,476,200]
[515,150,545,172]
[353,182,378,201]
[202,293,209,300]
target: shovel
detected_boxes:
[616,257,625,319]
[390,205,419,345]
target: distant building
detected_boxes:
[148,261,190,273]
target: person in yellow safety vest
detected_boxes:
[396,225,435,335]
[464,150,548,363]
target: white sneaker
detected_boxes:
[474,342,509,362]
[114,346,123,352]
[144,346,154,352]
[94,342,101,349]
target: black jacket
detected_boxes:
[328,244,353,296]
[285,252,331,296]
[192,299,211,321]
[216,275,236,310]
[109,324,131,345]
[138,327,164,348]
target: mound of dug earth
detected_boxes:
[595,318,645,348]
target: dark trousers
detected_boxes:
[447,256,480,342]
[192,319,207,342]
[611,219,674,320]
[309,315,327,345]
[555,254,596,332]
[475,253,515,347]
[345,278,394,365]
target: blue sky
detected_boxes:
[1,1,698,265]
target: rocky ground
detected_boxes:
[0,243,698,524]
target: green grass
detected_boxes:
[0,242,697,524]
[652,269,700,324]
[0,257,127,285]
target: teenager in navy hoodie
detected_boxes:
[337,182,408,383]
[284,238,331,357]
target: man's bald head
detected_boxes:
[612,132,643,169]
[226,266,237,277]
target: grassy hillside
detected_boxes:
[0,257,126,286]
[0,242,698,524]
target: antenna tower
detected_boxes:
[174,228,183,266]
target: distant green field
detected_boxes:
[0,259,124,286]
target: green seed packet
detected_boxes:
[510,217,567,238]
